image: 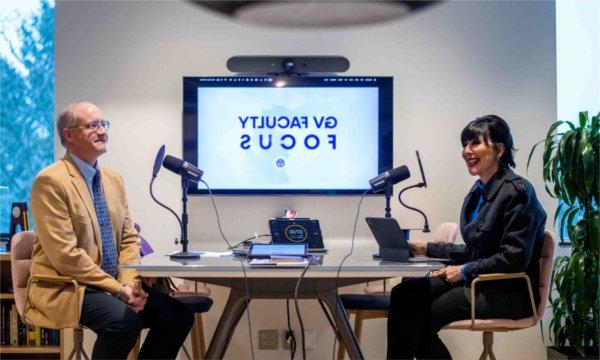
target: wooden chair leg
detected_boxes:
[71,328,89,360]
[337,337,346,360]
[127,334,141,360]
[196,314,206,358]
[190,313,203,359]
[337,310,352,360]
[68,345,76,360]
[61,329,68,360]
[354,310,364,344]
[182,345,192,360]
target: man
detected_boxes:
[26,102,194,359]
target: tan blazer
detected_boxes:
[24,154,140,329]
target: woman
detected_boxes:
[387,115,547,359]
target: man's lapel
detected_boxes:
[63,154,103,253]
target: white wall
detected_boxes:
[55,1,556,359]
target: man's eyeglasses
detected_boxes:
[71,120,111,131]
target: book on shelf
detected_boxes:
[0,302,60,347]
[10,303,17,345]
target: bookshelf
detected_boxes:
[0,345,60,354]
[0,252,61,359]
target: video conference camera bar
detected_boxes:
[226,56,350,76]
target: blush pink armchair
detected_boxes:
[442,230,556,360]
[433,222,460,244]
[10,230,89,360]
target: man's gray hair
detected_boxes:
[56,103,80,146]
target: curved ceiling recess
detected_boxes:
[190,1,439,28]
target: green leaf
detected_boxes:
[590,212,600,250]
[545,182,557,198]
[563,121,576,131]
[591,113,599,137]
[573,130,588,196]
[546,120,564,141]
[560,130,577,201]
[531,111,599,352]
[558,129,574,163]
[543,142,557,179]
[568,205,581,227]
[579,111,588,128]
[526,139,544,174]
[581,143,595,196]
[553,202,564,226]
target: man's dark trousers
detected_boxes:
[80,283,194,359]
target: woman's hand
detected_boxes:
[407,240,428,255]
[431,265,464,284]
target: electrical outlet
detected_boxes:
[258,330,278,350]
[304,329,316,350]
[282,330,295,350]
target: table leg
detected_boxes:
[318,290,364,360]
[205,288,250,359]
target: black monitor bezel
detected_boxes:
[182,75,393,195]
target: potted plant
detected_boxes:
[528,111,599,358]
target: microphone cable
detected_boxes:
[286,299,297,359]
[200,180,255,360]
[230,234,272,249]
[333,189,370,357]
[293,260,311,360]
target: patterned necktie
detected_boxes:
[92,171,119,278]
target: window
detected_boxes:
[0,0,55,234]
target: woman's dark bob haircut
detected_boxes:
[461,115,516,168]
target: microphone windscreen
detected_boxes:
[389,165,410,184]
[163,155,183,174]
[152,145,166,176]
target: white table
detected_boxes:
[126,251,443,359]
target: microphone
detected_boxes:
[148,148,186,256]
[369,165,411,193]
[162,155,204,182]
[152,145,166,178]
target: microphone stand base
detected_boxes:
[170,251,201,259]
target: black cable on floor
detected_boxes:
[333,189,369,360]
[201,180,255,360]
[286,299,297,359]
[294,262,311,360]
[318,299,340,338]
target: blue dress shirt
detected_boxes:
[70,153,100,201]
[461,180,488,281]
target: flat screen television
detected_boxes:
[182,76,393,194]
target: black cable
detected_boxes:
[229,234,271,249]
[317,299,340,338]
[200,180,255,360]
[286,299,297,359]
[333,189,369,357]
[294,261,311,360]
